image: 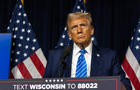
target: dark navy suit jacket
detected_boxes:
[44,45,132,90]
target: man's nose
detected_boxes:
[77,26,82,33]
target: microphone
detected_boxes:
[58,46,72,77]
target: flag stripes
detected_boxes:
[23,57,41,78]
[30,53,45,77]
[122,47,140,90]
[18,62,32,78]
[11,48,47,78]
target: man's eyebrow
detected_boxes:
[80,23,86,26]
[71,25,78,29]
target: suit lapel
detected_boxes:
[90,45,102,76]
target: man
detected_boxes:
[44,12,132,90]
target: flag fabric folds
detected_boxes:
[7,0,47,78]
[56,0,97,47]
[122,18,140,90]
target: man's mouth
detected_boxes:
[78,36,85,39]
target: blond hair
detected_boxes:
[67,12,93,30]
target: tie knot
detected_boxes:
[80,49,86,54]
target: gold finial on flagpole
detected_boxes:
[21,0,24,5]
[84,0,86,4]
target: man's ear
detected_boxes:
[68,31,72,39]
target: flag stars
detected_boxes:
[23,53,27,57]
[77,6,80,9]
[131,37,133,40]
[13,35,16,39]
[7,26,10,30]
[18,43,22,47]
[97,53,100,57]
[25,45,29,49]
[16,20,20,24]
[15,27,18,31]
[19,5,22,8]
[23,13,27,17]
[22,29,25,32]
[28,23,31,26]
[26,37,30,41]
[27,29,31,33]
[62,35,65,38]
[60,43,64,46]
[137,37,140,41]
[15,59,18,62]
[18,12,21,16]
[69,37,71,40]
[19,36,24,40]
[16,51,20,55]
[64,27,67,31]
[138,29,140,33]
[32,47,35,51]
[23,21,26,25]
[135,45,139,50]
[12,28,14,31]
[10,19,12,23]
[33,39,36,43]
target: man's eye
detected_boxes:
[71,25,77,30]
[80,24,86,27]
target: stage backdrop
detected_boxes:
[0,0,140,61]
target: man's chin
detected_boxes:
[76,41,86,46]
[75,40,91,48]
[77,41,85,44]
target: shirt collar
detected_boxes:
[73,41,93,56]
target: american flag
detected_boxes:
[122,18,140,90]
[7,0,47,78]
[56,0,97,47]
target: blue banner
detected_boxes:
[0,33,11,79]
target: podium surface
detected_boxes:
[0,76,120,90]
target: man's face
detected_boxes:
[68,18,94,47]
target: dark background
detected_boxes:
[1,0,140,61]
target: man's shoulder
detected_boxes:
[94,46,116,56]
[49,46,65,53]
[93,46,119,62]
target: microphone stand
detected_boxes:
[58,46,72,77]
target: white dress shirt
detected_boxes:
[71,42,92,78]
